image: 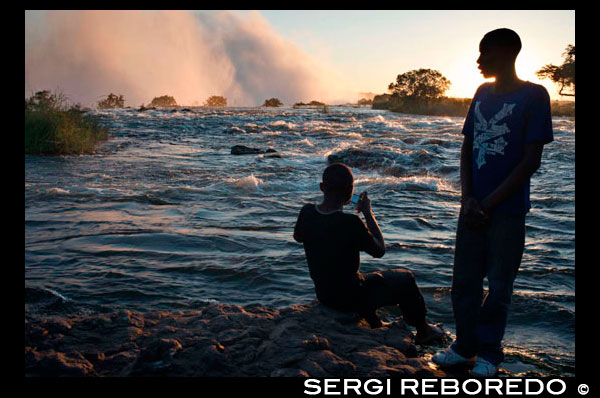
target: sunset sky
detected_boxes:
[250,10,575,100]
[25,10,575,106]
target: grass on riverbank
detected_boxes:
[372,95,471,117]
[550,100,575,117]
[372,94,575,117]
[25,91,109,155]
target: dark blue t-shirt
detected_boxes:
[461,81,554,215]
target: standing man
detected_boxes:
[432,28,554,377]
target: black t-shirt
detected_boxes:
[293,203,383,311]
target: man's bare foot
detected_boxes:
[415,323,444,345]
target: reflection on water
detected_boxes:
[25,106,574,376]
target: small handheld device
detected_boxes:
[350,194,360,205]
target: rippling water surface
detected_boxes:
[25,106,574,376]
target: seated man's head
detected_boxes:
[320,163,354,204]
[477,28,521,78]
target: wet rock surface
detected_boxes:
[25,301,446,377]
[231,145,281,157]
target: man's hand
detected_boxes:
[462,196,488,229]
[478,143,544,214]
[356,191,372,215]
[356,191,385,256]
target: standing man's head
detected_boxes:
[320,163,354,204]
[477,28,521,78]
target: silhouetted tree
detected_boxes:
[97,93,125,109]
[204,96,227,107]
[263,98,283,107]
[536,45,575,97]
[149,95,178,107]
[388,69,451,100]
[25,90,68,111]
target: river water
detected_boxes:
[25,106,575,376]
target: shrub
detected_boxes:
[263,98,283,107]
[371,94,392,110]
[25,91,109,155]
[550,101,575,117]
[293,100,326,108]
[204,96,227,107]
[374,91,574,117]
[391,96,470,117]
[373,94,470,117]
[149,95,177,107]
[97,93,125,109]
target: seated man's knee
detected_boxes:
[363,271,385,287]
[387,268,416,280]
[401,268,415,278]
[386,268,419,290]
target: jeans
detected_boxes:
[357,268,428,327]
[450,209,526,365]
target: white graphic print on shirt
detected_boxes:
[473,101,516,169]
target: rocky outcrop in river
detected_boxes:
[231,145,281,157]
[25,301,447,377]
[327,147,408,176]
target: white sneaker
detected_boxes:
[471,357,499,377]
[432,347,475,366]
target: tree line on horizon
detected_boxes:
[93,94,334,109]
[94,95,296,109]
[29,44,574,115]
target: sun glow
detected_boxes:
[515,52,550,88]
[445,52,488,99]
[444,50,565,101]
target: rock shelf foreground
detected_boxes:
[25,301,447,377]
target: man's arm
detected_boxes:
[480,143,544,213]
[293,205,305,242]
[458,85,491,227]
[460,134,474,199]
[460,135,487,227]
[363,211,385,256]
[356,192,385,257]
[293,230,303,243]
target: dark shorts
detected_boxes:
[318,268,428,327]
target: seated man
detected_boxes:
[293,162,442,344]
